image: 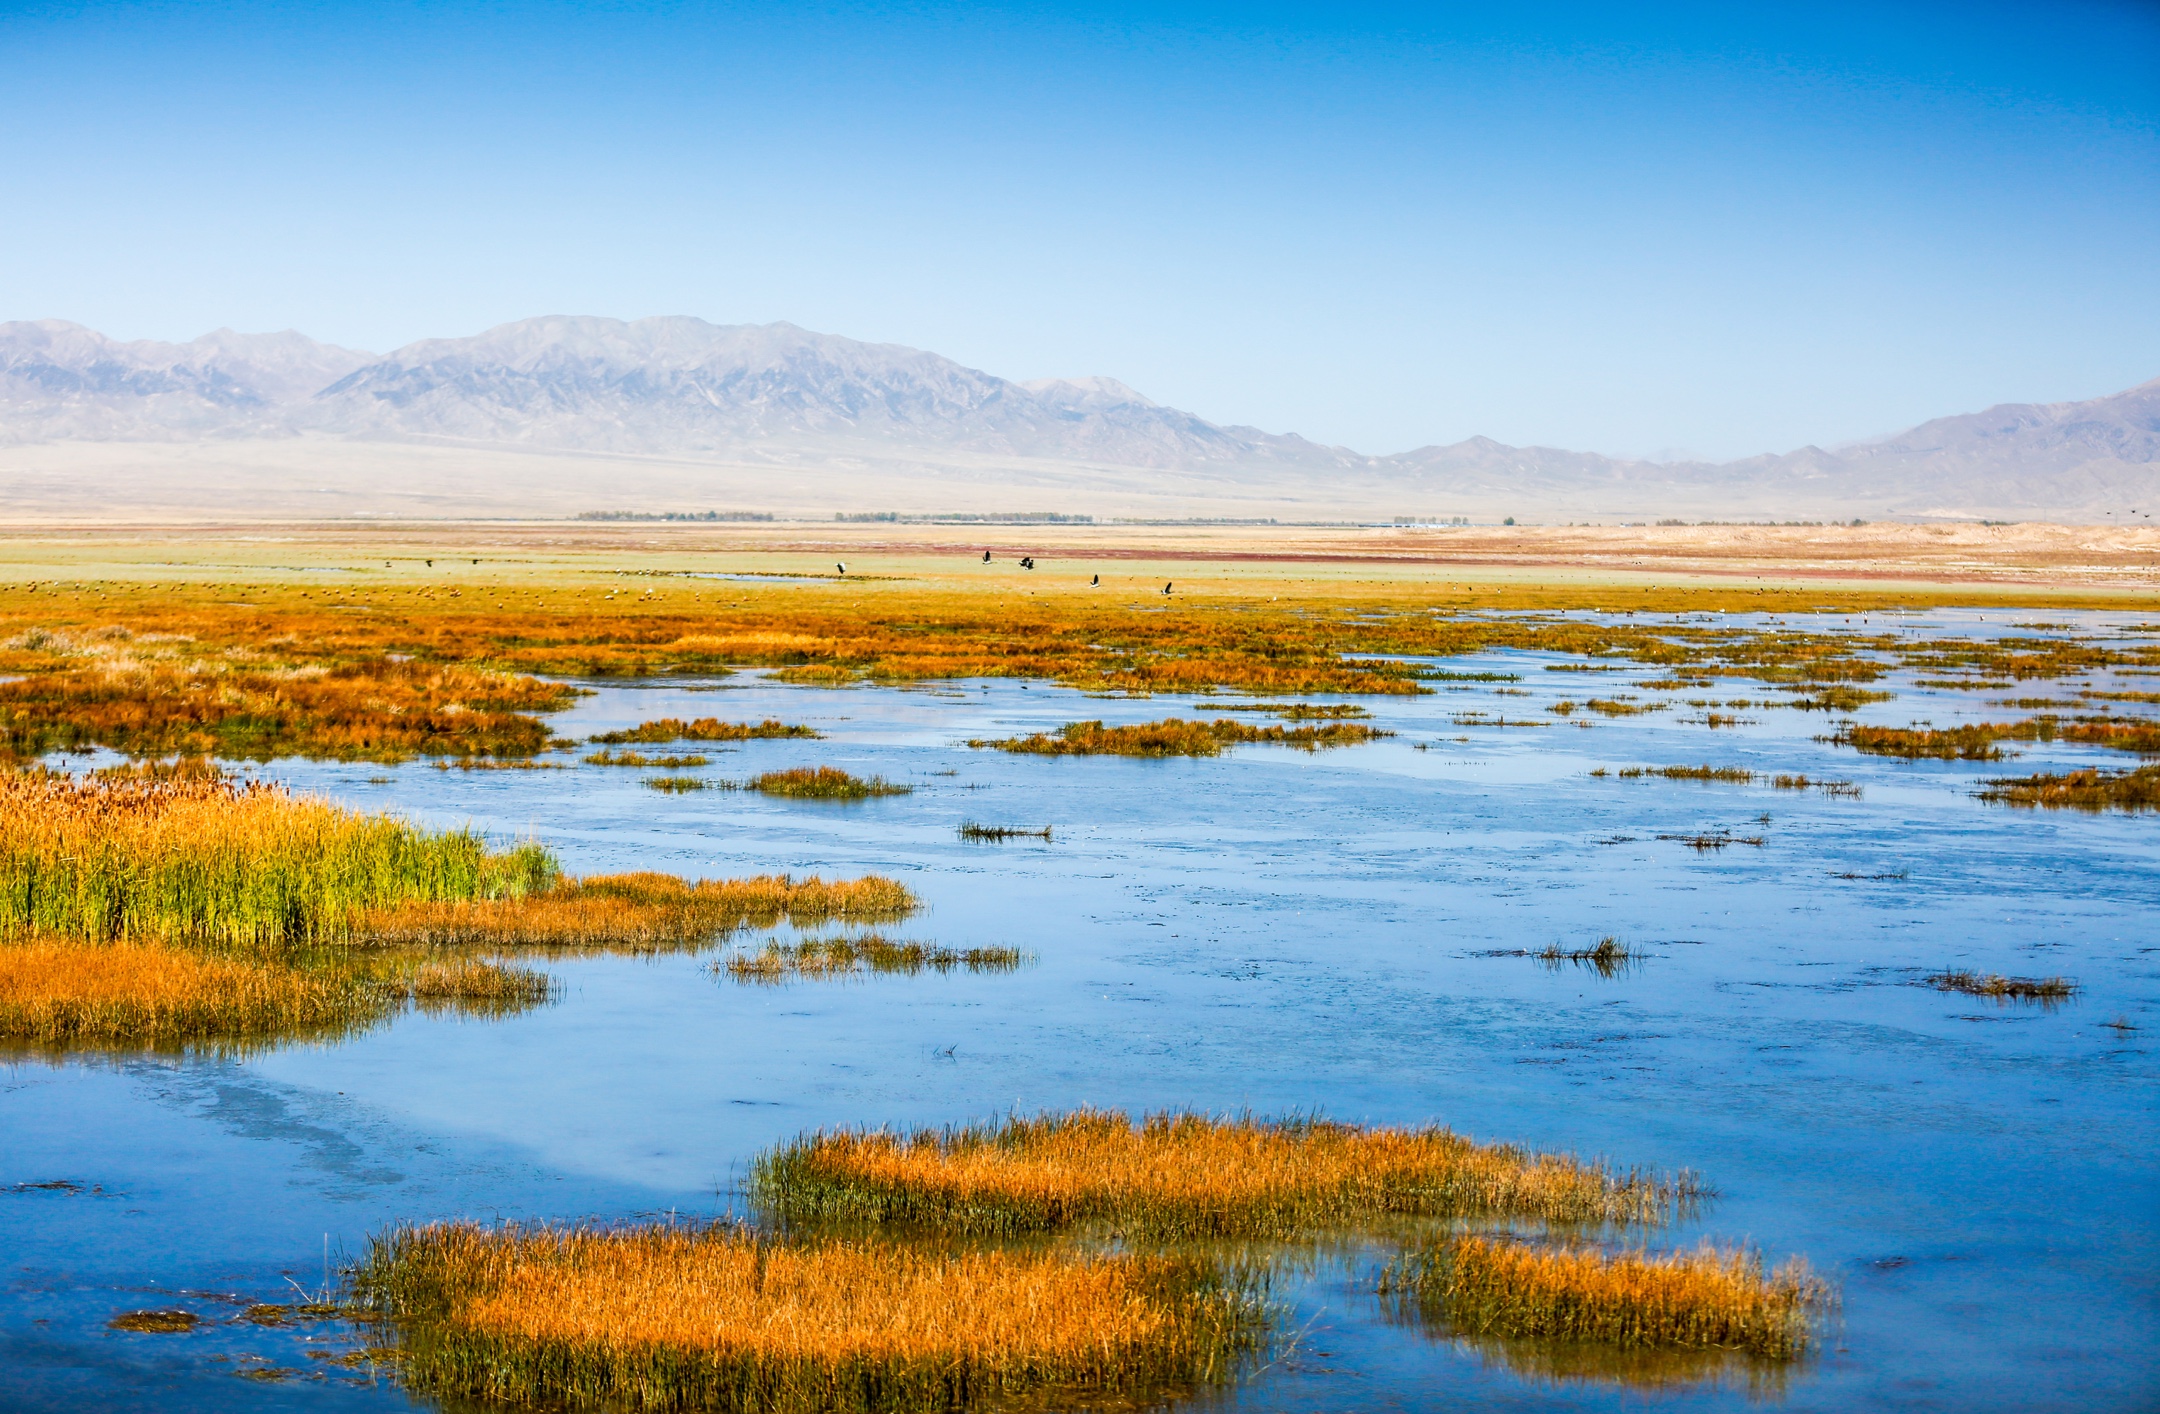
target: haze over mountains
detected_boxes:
[1,315,2152,522]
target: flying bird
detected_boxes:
[1162,582,1173,596]
[836,562,846,574]
[982,551,992,562]
[1090,574,1099,586]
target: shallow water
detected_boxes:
[5,610,2157,1412]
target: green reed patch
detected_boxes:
[719,934,1026,983]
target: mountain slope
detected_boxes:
[0,315,2151,520]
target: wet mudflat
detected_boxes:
[3,609,2155,1413]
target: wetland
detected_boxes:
[0,543,2154,1413]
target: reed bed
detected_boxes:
[1923,970,2077,1002]
[1379,1236,1829,1358]
[404,958,553,1014]
[749,767,910,799]
[970,717,1391,758]
[957,822,1052,841]
[1771,774,1863,797]
[1781,686,1895,711]
[720,935,1026,983]
[646,776,711,793]
[1828,716,2160,761]
[589,717,820,744]
[353,1221,1266,1413]
[359,872,918,953]
[1976,764,2160,811]
[754,1111,1695,1237]
[585,750,711,767]
[0,772,554,947]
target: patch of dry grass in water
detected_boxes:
[360,872,918,953]
[957,822,1051,841]
[583,750,710,767]
[754,1110,1697,1237]
[354,1222,1266,1413]
[1534,938,1636,978]
[1380,1236,1830,1359]
[1924,970,2076,1002]
[590,717,819,744]
[749,766,909,799]
[972,717,1391,757]
[1976,764,2160,811]
[720,935,1024,983]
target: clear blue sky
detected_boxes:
[2,1,2154,459]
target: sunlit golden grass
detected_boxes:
[1834,715,2160,762]
[1380,1236,1830,1358]
[645,775,710,793]
[720,934,1025,983]
[1211,702,1371,720]
[1976,764,2160,811]
[404,958,553,1015]
[359,872,918,953]
[1771,774,1863,797]
[354,1221,1267,1413]
[0,772,554,947]
[0,937,373,1047]
[589,717,819,744]
[971,717,1392,757]
[749,766,910,798]
[754,1110,1696,1237]
[1924,969,2077,1002]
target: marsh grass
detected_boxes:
[1923,970,2077,1003]
[108,1309,200,1333]
[1211,702,1371,720]
[972,718,1391,757]
[749,767,910,799]
[352,1221,1268,1414]
[1771,775,1862,797]
[1976,764,2160,811]
[957,822,1052,842]
[1781,687,1894,712]
[753,1110,1697,1237]
[1828,715,2159,762]
[0,938,375,1049]
[1533,938,1637,978]
[359,872,918,953]
[1616,765,1754,783]
[583,750,711,767]
[719,935,1026,983]
[1379,1236,1830,1359]
[644,776,710,793]
[0,772,554,948]
[589,717,819,744]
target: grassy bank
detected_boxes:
[753,1110,1695,1237]
[721,935,1023,983]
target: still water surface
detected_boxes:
[4,612,2156,1412]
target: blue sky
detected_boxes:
[2,0,2154,459]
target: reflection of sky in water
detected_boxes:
[4,609,2155,1411]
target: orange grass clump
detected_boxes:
[971,717,1390,757]
[1380,1235,1831,1358]
[359,872,919,953]
[0,937,371,1048]
[1923,969,2076,1002]
[589,717,820,744]
[1978,764,2160,811]
[754,1110,1694,1237]
[354,1222,1266,1412]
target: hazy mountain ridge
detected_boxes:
[1,315,2152,520]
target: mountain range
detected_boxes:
[1,315,2153,522]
